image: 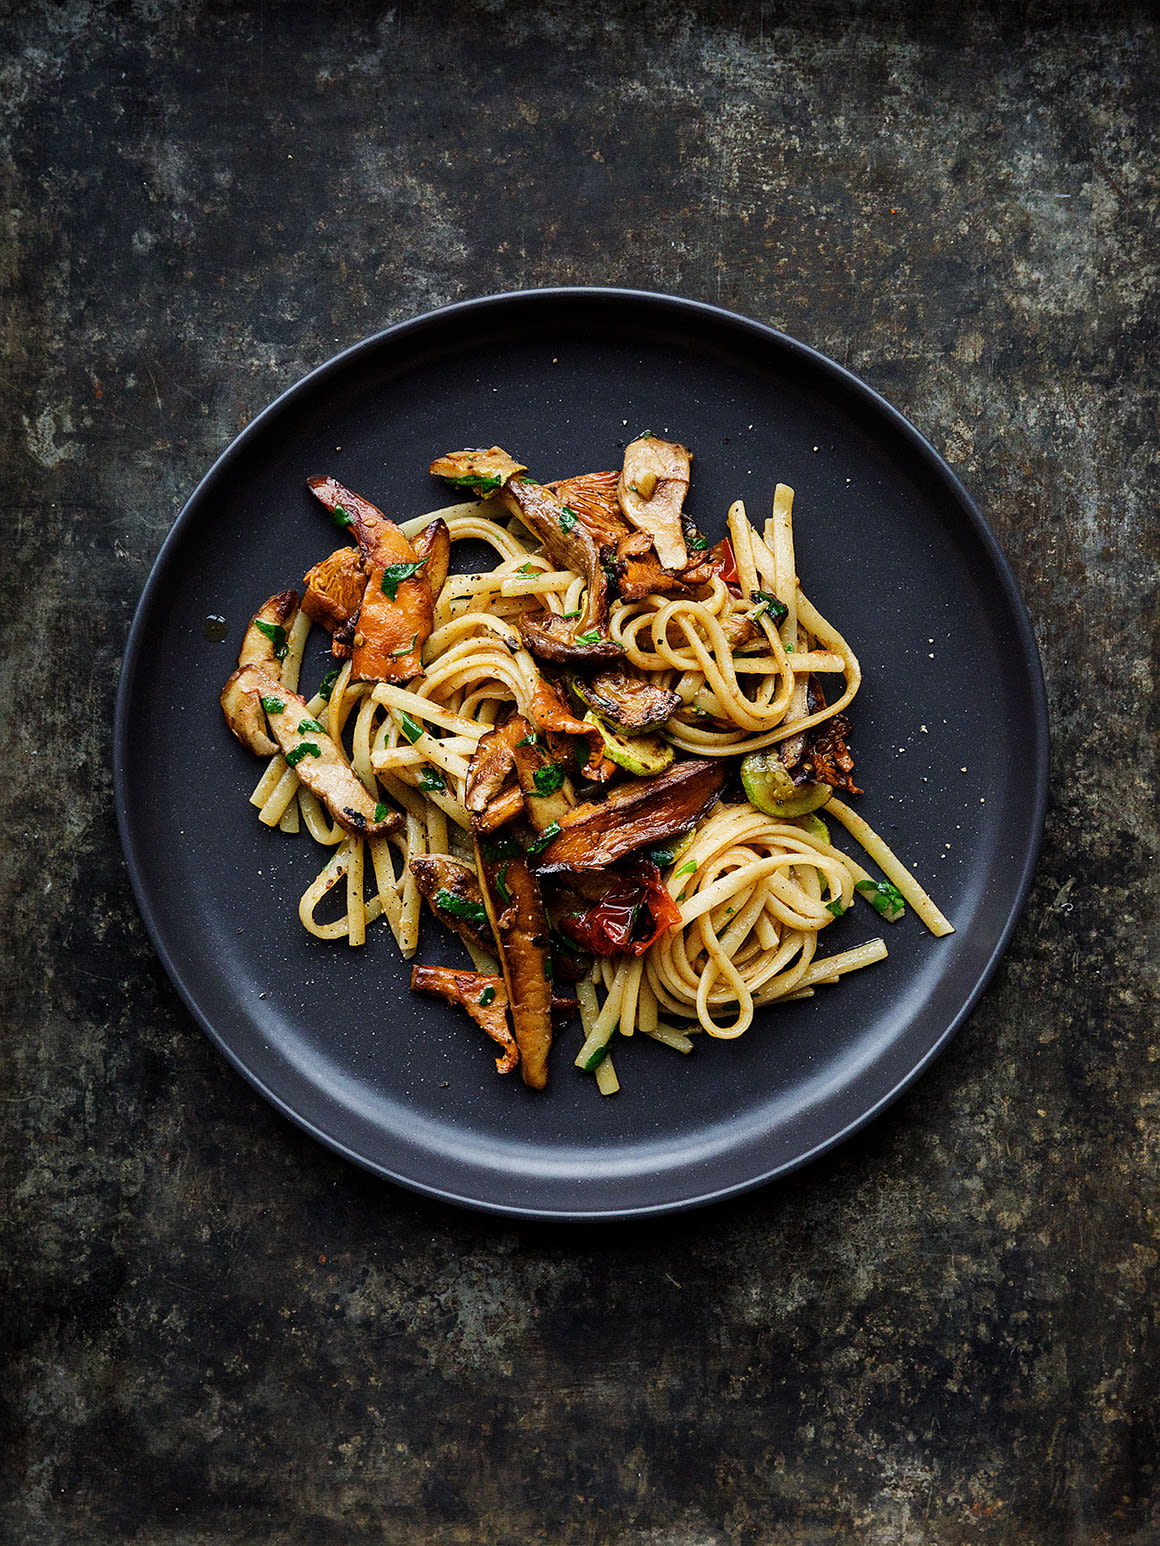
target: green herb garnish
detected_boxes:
[399,711,424,744]
[855,878,906,921]
[687,534,708,551]
[482,834,523,861]
[285,742,321,767]
[675,861,698,878]
[442,472,504,494]
[478,986,496,1007]
[331,504,354,528]
[434,888,488,926]
[260,695,285,715]
[418,768,446,793]
[373,802,390,822]
[253,620,288,660]
[825,898,846,918]
[559,609,583,620]
[558,507,578,533]
[297,717,324,734]
[495,862,513,906]
[389,632,419,659]
[533,763,565,794]
[318,667,341,701]
[517,562,537,575]
[379,558,427,601]
[528,821,562,854]
[574,629,602,646]
[751,589,789,623]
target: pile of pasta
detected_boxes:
[229,450,952,1095]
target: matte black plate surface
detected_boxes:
[114,289,1048,1219]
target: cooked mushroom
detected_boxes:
[527,679,615,782]
[612,531,693,603]
[409,854,498,954]
[301,547,365,651]
[568,670,681,733]
[307,476,433,683]
[617,435,692,571]
[532,758,725,874]
[409,965,518,1074]
[410,517,451,603]
[228,665,401,837]
[429,447,620,664]
[464,714,532,823]
[220,590,301,755]
[512,733,574,834]
[427,446,527,492]
[545,470,627,548]
[474,835,554,1089]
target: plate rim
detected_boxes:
[113,286,1050,1220]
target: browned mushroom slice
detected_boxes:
[464,714,533,821]
[516,612,626,666]
[221,590,301,755]
[302,547,366,649]
[512,734,573,835]
[545,470,627,548]
[221,668,279,757]
[612,531,692,603]
[428,446,527,493]
[410,965,519,1074]
[409,854,497,954]
[533,759,725,875]
[527,679,613,780]
[410,518,451,602]
[618,435,692,571]
[230,665,401,837]
[307,476,433,683]
[568,669,681,733]
[474,836,554,1089]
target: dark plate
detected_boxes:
[114,288,1048,1220]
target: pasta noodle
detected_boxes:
[228,449,952,1094]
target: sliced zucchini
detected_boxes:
[793,812,832,844]
[741,752,833,818]
[583,710,674,776]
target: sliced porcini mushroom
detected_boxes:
[568,669,680,733]
[238,589,300,671]
[230,664,401,837]
[409,965,518,1074]
[473,834,554,1089]
[409,854,498,954]
[410,517,451,602]
[307,476,433,682]
[221,590,301,755]
[428,446,527,494]
[532,758,725,875]
[617,435,692,571]
[302,547,366,649]
[221,667,279,757]
[545,470,627,548]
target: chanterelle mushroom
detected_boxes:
[617,435,693,572]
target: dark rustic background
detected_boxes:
[2,2,1157,1542]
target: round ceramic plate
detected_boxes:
[114,288,1048,1219]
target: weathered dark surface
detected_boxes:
[2,1,1157,1541]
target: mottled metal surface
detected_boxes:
[1,1,1157,1541]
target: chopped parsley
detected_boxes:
[297,717,324,734]
[434,889,488,926]
[559,608,583,620]
[318,667,341,701]
[253,620,288,660]
[495,862,513,906]
[478,986,496,1007]
[855,878,906,921]
[517,562,537,575]
[285,742,321,767]
[687,533,708,551]
[528,821,562,854]
[399,711,424,744]
[558,507,578,533]
[442,472,504,494]
[389,632,419,659]
[750,589,789,623]
[259,695,285,715]
[331,504,354,528]
[373,802,390,822]
[825,898,846,918]
[482,834,523,861]
[532,763,565,794]
[574,629,602,646]
[418,768,446,793]
[675,861,698,878]
[379,558,427,600]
